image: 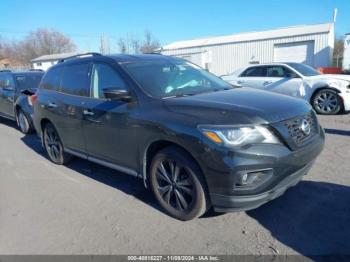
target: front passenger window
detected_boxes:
[91,64,127,99]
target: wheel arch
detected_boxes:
[142,139,205,188]
[310,85,341,104]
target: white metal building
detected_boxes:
[343,33,350,72]
[161,23,334,76]
[31,52,79,71]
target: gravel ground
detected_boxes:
[0,114,349,256]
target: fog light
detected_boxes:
[235,169,273,189]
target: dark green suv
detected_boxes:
[33,53,325,220]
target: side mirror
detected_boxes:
[286,73,299,78]
[21,89,36,96]
[103,88,133,102]
[3,86,14,91]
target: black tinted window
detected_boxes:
[15,75,43,91]
[60,63,90,96]
[91,63,126,99]
[241,67,267,77]
[41,67,63,91]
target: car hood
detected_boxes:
[307,74,350,82]
[163,88,312,125]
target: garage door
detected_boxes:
[274,41,315,66]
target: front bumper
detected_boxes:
[339,91,350,111]
[211,160,313,212]
[198,127,325,212]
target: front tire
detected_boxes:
[149,146,209,221]
[16,109,33,134]
[43,122,72,165]
[312,89,342,115]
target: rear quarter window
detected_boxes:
[40,67,63,91]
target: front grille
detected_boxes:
[282,112,318,146]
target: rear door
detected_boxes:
[81,62,138,171]
[53,62,91,154]
[237,66,268,89]
[0,73,15,118]
[263,65,304,98]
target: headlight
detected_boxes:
[199,125,280,147]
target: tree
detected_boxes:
[333,35,344,67]
[118,38,127,54]
[334,36,344,58]
[0,28,76,65]
[139,30,160,54]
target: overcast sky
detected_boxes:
[0,0,349,53]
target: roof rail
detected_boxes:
[29,69,44,72]
[0,69,12,72]
[143,52,162,55]
[58,52,102,63]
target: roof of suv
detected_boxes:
[53,53,182,66]
[0,70,44,76]
[106,54,181,63]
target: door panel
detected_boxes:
[0,74,15,118]
[82,62,138,170]
[263,66,304,99]
[238,66,268,89]
[51,63,91,153]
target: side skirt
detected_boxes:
[64,148,140,178]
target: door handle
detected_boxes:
[237,80,245,84]
[83,109,95,116]
[48,102,57,108]
[263,81,273,85]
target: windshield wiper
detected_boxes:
[162,93,197,99]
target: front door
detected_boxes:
[82,62,138,170]
[263,66,304,98]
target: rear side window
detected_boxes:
[60,63,90,96]
[41,67,63,91]
[15,75,43,91]
[241,66,267,77]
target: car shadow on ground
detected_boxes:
[324,128,350,137]
[247,181,350,256]
[19,131,222,219]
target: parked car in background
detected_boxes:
[0,70,44,133]
[33,53,324,220]
[222,63,350,115]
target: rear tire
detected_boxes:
[43,122,72,165]
[312,89,342,115]
[149,146,209,221]
[16,109,34,134]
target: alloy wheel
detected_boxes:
[17,111,29,133]
[314,91,339,114]
[44,125,62,163]
[155,159,195,211]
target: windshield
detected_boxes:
[122,60,233,98]
[15,74,43,91]
[286,63,321,77]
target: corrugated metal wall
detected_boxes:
[161,32,332,76]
